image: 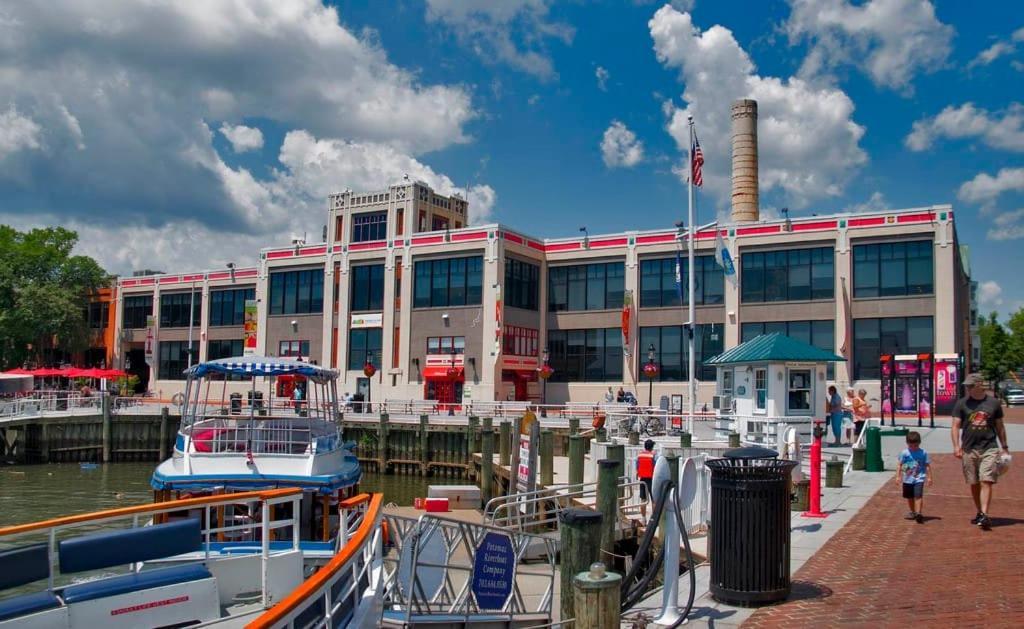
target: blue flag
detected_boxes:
[715,231,736,283]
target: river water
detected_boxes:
[0,463,459,527]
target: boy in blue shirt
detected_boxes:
[897,431,932,523]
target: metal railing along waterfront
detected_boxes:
[249,493,385,629]
[483,477,649,532]
[0,391,104,422]
[379,512,556,626]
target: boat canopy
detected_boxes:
[186,356,338,383]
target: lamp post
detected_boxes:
[362,352,376,414]
[643,343,660,407]
[538,348,553,417]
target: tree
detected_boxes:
[0,226,110,369]
[1006,307,1024,373]
[976,312,1021,393]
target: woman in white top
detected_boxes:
[842,388,856,444]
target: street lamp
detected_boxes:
[538,347,554,417]
[643,343,660,407]
[362,352,376,414]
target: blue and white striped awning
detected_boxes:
[186,356,338,382]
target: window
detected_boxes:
[502,327,538,357]
[742,320,835,378]
[348,328,382,370]
[158,341,198,380]
[639,324,724,382]
[638,256,724,307]
[269,269,324,315]
[754,368,767,412]
[209,288,255,326]
[427,336,466,354]
[853,241,933,298]
[350,264,385,311]
[787,369,813,415]
[741,247,834,303]
[122,295,153,329]
[87,302,110,329]
[505,258,540,310]
[159,292,202,328]
[432,216,449,231]
[412,256,484,308]
[721,369,733,395]
[852,317,934,379]
[548,262,625,311]
[278,340,310,358]
[207,339,243,360]
[351,211,387,242]
[547,328,622,382]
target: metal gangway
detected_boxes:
[379,513,557,627]
[482,477,649,534]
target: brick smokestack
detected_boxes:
[730,99,759,222]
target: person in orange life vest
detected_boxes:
[637,439,658,517]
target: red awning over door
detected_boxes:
[423,366,465,380]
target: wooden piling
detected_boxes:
[559,508,603,623]
[40,421,50,463]
[606,443,625,500]
[419,415,429,475]
[539,430,554,487]
[378,413,389,473]
[596,459,620,562]
[568,417,580,435]
[499,421,511,467]
[573,564,621,629]
[481,427,494,509]
[101,394,111,463]
[568,434,584,486]
[159,407,170,461]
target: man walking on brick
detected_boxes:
[951,374,1010,530]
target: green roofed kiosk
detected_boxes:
[705,333,846,444]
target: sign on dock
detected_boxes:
[471,531,515,610]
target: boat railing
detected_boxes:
[0,488,304,610]
[184,416,341,455]
[248,493,385,629]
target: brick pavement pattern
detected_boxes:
[745,454,1024,628]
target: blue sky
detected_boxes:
[0,1,1022,316]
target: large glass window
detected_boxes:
[548,262,625,311]
[207,339,243,360]
[503,327,538,356]
[87,302,110,329]
[269,269,324,315]
[122,295,153,329]
[638,256,724,308]
[754,368,767,412]
[505,258,540,310]
[853,240,933,298]
[158,341,198,380]
[852,316,934,379]
[412,256,484,308]
[547,328,622,382]
[639,324,724,382]
[209,288,255,326]
[350,264,385,311]
[278,340,310,358]
[741,247,834,303]
[427,336,466,354]
[351,211,387,242]
[348,328,383,370]
[159,292,202,328]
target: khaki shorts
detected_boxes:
[963,448,1000,485]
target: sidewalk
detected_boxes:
[744,453,1024,628]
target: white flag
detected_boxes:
[715,231,736,284]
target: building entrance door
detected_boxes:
[514,378,528,401]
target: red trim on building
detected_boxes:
[545,241,581,252]
[182,274,204,282]
[792,220,838,232]
[695,230,718,240]
[207,272,229,280]
[158,276,179,284]
[451,231,488,242]
[848,216,885,228]
[422,366,465,380]
[299,246,327,256]
[235,269,258,278]
[349,241,388,250]
[502,232,525,245]
[139,278,155,285]
[527,240,545,252]
[589,237,629,248]
[736,225,781,237]
[266,250,294,259]
[333,245,343,253]
[635,233,676,245]
[409,235,444,246]
[121,280,137,287]
[896,212,935,224]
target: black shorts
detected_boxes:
[640,477,653,500]
[902,482,924,499]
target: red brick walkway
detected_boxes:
[745,454,1024,628]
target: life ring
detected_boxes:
[171,392,185,407]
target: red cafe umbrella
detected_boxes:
[31,368,65,377]
[99,369,127,379]
[3,368,32,375]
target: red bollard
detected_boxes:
[802,420,828,519]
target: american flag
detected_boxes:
[691,133,704,187]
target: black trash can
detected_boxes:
[229,392,242,415]
[706,445,797,606]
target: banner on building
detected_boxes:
[934,354,960,415]
[350,312,383,329]
[893,355,919,414]
[144,315,155,367]
[243,299,258,355]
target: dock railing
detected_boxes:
[483,476,648,533]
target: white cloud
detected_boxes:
[0,0,487,270]
[0,105,43,158]
[978,280,1004,306]
[987,208,1024,241]
[785,0,953,93]
[650,6,867,211]
[958,167,1024,205]
[527,94,541,107]
[906,103,1024,152]
[425,0,573,80]
[219,123,264,153]
[601,120,644,168]
[595,66,610,91]
[968,26,1024,69]
[846,191,887,214]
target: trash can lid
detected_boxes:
[723,445,778,460]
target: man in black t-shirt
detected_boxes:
[951,374,1010,530]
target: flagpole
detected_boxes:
[687,115,696,435]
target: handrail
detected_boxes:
[0,487,303,537]
[246,493,384,629]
